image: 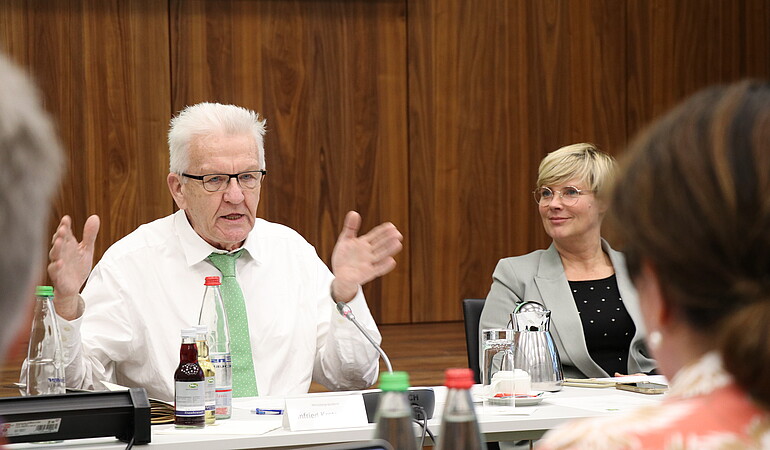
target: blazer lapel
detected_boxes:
[534,244,605,377]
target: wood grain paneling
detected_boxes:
[171,0,410,323]
[0,0,172,262]
[408,0,628,322]
[1,0,768,330]
[627,0,770,137]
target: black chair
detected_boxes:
[462,298,486,384]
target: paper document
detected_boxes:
[564,374,668,388]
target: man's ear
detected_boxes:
[167,172,186,210]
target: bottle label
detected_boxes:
[211,354,232,368]
[209,352,232,416]
[26,360,66,395]
[211,354,233,389]
[215,387,233,416]
[175,381,205,417]
[205,375,216,412]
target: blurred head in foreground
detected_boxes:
[0,53,63,358]
[609,80,770,407]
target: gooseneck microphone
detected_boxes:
[335,301,393,373]
[336,300,435,425]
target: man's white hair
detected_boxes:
[0,53,64,354]
[168,102,267,174]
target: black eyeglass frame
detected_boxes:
[181,170,267,192]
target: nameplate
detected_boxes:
[282,393,368,431]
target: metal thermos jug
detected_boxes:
[511,302,564,392]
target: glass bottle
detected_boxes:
[198,276,232,419]
[374,371,418,450]
[174,328,205,428]
[25,286,65,396]
[436,368,486,450]
[194,325,217,425]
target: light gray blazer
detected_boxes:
[479,239,656,378]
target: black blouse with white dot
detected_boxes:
[569,274,635,375]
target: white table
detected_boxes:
[7,385,664,449]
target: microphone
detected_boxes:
[335,300,435,423]
[336,301,393,373]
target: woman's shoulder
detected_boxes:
[496,247,555,274]
[539,384,770,449]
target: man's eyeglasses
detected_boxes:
[533,186,592,206]
[182,170,267,192]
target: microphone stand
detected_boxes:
[336,301,393,373]
[336,301,434,423]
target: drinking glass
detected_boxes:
[481,329,519,410]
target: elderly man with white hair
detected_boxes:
[46,102,403,402]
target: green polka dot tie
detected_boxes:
[207,250,258,397]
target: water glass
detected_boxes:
[481,329,519,410]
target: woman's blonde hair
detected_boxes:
[537,143,616,199]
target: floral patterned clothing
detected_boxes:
[538,352,770,449]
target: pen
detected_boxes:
[253,408,284,415]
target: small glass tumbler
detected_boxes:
[481,328,516,411]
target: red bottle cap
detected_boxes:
[444,368,474,389]
[204,276,221,286]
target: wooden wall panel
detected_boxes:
[0,0,172,262]
[170,0,411,323]
[1,0,769,329]
[627,0,770,137]
[408,0,628,322]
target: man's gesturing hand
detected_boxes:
[47,214,100,320]
[330,211,403,304]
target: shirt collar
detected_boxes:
[667,351,732,399]
[173,209,262,266]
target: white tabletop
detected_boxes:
[7,384,665,449]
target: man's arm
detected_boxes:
[312,211,402,390]
[47,214,100,320]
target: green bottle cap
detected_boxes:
[35,286,54,297]
[379,371,410,391]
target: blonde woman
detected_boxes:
[480,143,655,378]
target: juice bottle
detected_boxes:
[174,328,205,428]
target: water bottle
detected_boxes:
[194,325,217,425]
[198,276,232,419]
[436,368,486,450]
[373,371,418,450]
[26,286,65,395]
[174,328,205,428]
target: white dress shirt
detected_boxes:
[58,210,381,402]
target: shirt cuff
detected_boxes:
[56,295,85,365]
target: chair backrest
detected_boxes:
[462,298,486,384]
